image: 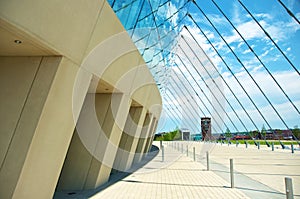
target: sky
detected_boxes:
[109,0,300,134]
[157,0,300,134]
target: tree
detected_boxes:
[250,130,259,139]
[292,125,300,139]
[154,128,181,141]
[261,124,267,139]
[170,128,179,140]
[225,128,231,140]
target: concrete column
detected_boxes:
[143,117,156,155]
[113,106,147,171]
[56,93,109,190]
[149,119,159,147]
[57,92,131,190]
[144,118,158,155]
[133,113,154,164]
[85,93,131,188]
[0,56,91,199]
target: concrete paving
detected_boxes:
[179,141,300,199]
[90,142,249,199]
[55,141,299,198]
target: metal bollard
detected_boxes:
[258,142,260,150]
[186,145,188,156]
[193,147,196,161]
[162,145,164,162]
[236,141,238,147]
[160,140,162,149]
[272,142,274,151]
[206,151,210,171]
[245,141,248,148]
[285,177,294,199]
[291,144,294,154]
[230,159,234,188]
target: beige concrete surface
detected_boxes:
[0,0,162,198]
[54,141,250,199]
[133,113,153,164]
[177,141,300,198]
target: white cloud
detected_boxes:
[223,69,300,106]
[242,49,251,54]
[232,2,242,24]
[260,49,270,57]
[160,1,300,132]
[167,3,178,27]
[222,69,300,129]
[241,20,266,39]
[253,13,273,20]
[164,65,300,132]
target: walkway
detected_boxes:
[55,141,299,198]
[169,141,300,199]
[90,142,249,199]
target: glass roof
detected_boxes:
[108,0,300,135]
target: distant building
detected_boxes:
[192,134,202,141]
[261,129,294,140]
[180,128,191,140]
[201,117,211,141]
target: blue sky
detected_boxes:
[108,0,300,134]
[156,0,300,133]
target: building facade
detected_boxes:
[0,0,162,198]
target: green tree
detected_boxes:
[170,128,181,140]
[261,124,267,139]
[154,127,181,141]
[225,128,231,139]
[292,125,300,139]
[163,133,172,141]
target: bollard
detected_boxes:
[193,147,196,161]
[272,142,274,151]
[285,177,294,199]
[206,151,210,171]
[186,145,188,156]
[236,141,238,147]
[162,145,164,162]
[230,159,234,188]
[291,144,294,154]
[258,142,260,150]
[160,140,162,149]
[181,144,183,153]
[245,141,248,148]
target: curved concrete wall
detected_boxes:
[0,0,162,198]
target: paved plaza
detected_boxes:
[55,141,299,198]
